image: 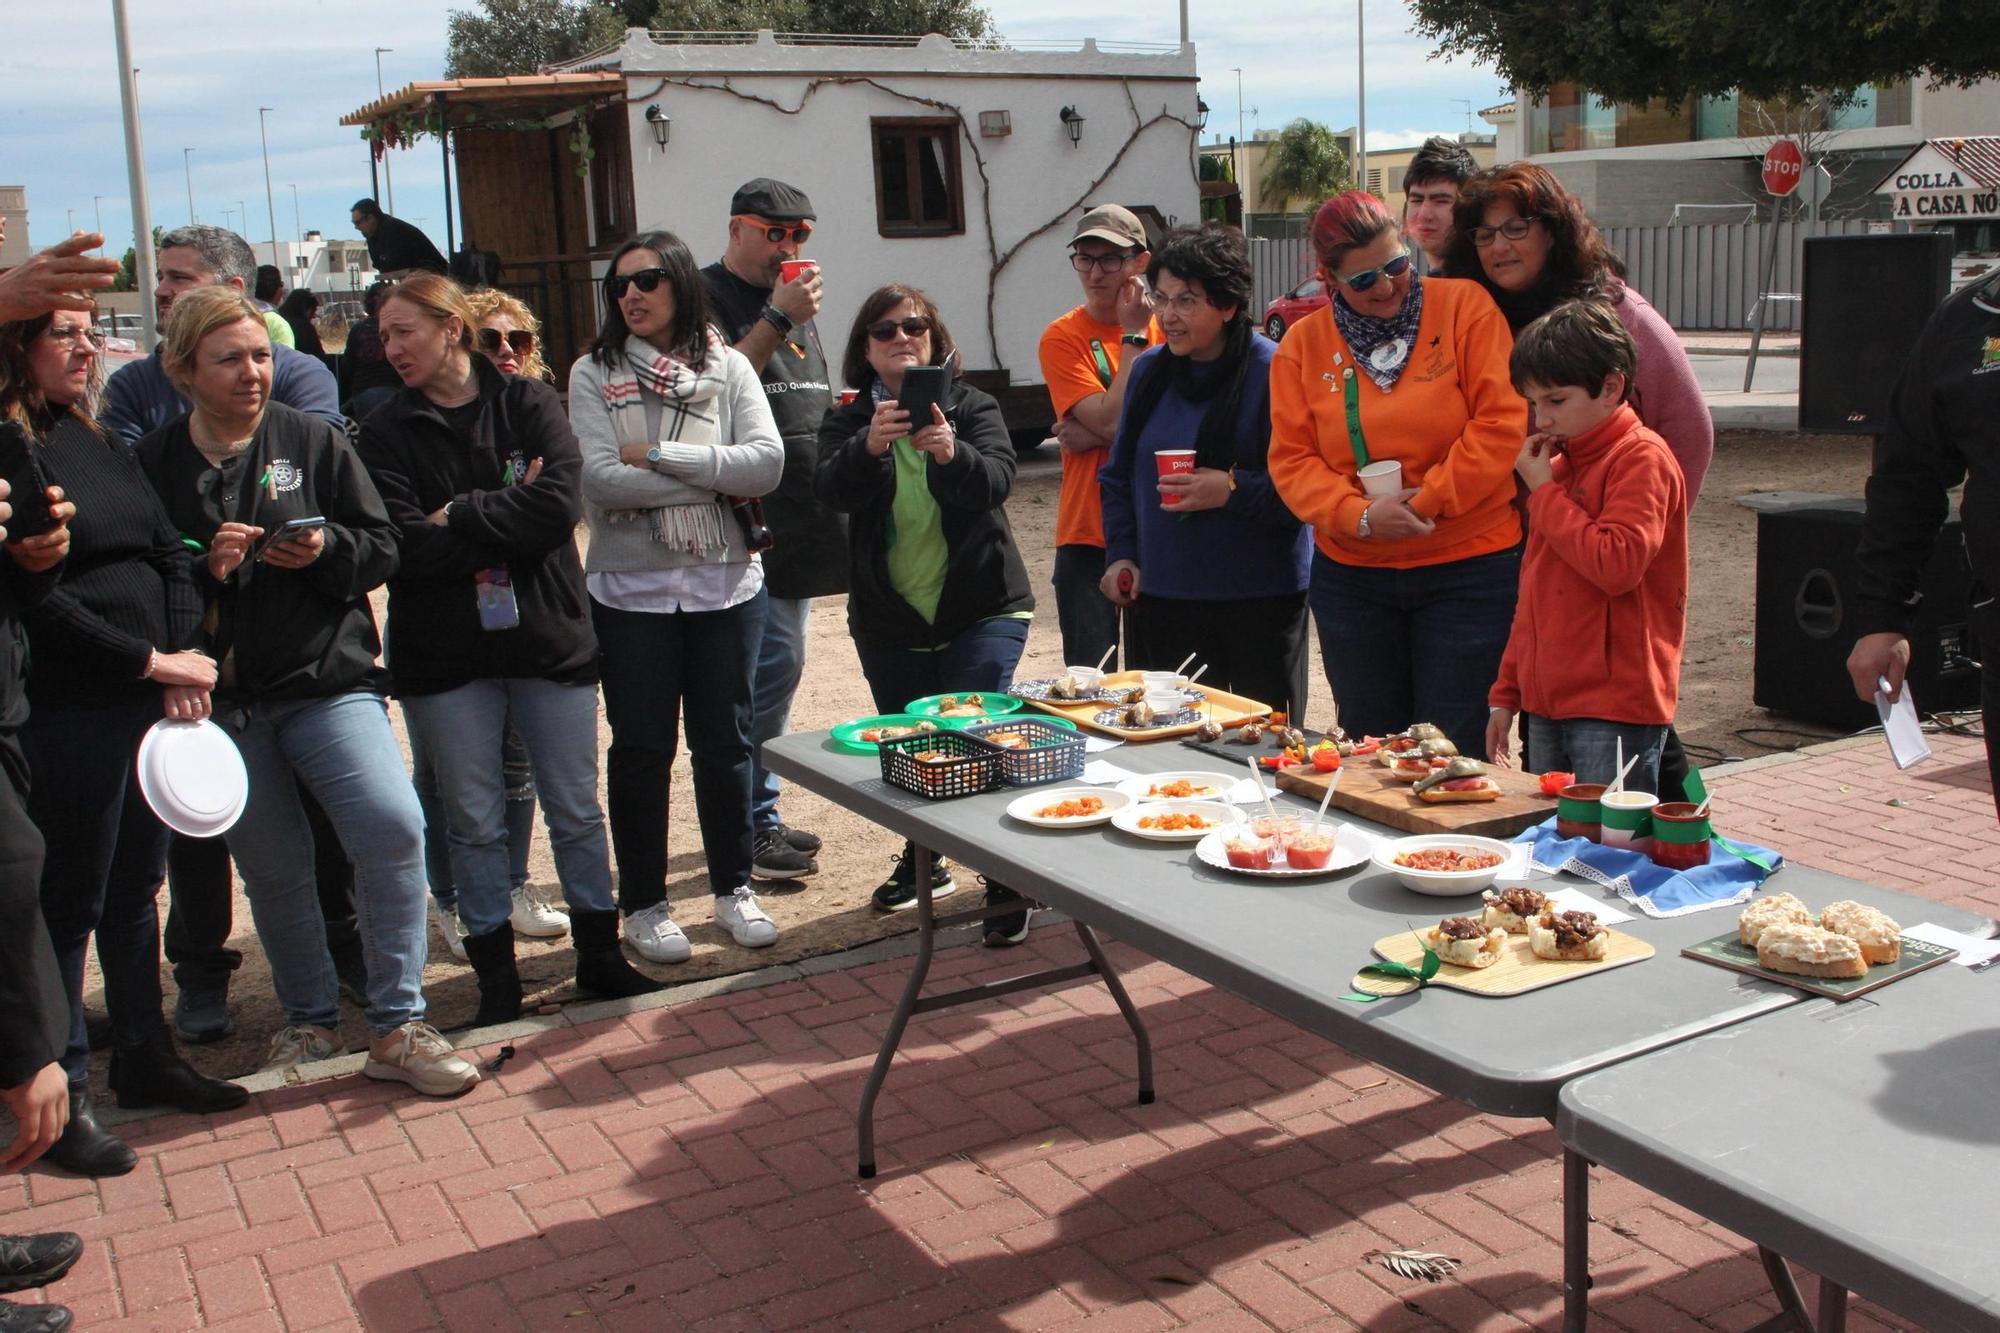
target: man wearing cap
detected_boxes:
[700,179,846,882]
[1037,206,1159,668]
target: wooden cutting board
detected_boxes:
[1356,927,1653,997]
[1020,671,1271,743]
[1275,756,1556,838]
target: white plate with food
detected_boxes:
[1109,799,1243,841]
[1005,787,1130,828]
[1114,771,1237,803]
[1373,834,1517,896]
[1194,823,1376,877]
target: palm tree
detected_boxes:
[1259,119,1352,215]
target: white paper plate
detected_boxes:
[1005,786,1130,828]
[1109,799,1244,842]
[1373,834,1516,896]
[1115,770,1237,802]
[1194,824,1375,877]
[135,719,249,838]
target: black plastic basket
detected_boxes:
[963,718,1088,787]
[878,729,1001,800]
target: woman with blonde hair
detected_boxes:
[135,284,478,1097]
[357,274,660,1023]
[465,288,549,383]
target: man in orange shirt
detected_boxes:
[1037,206,1159,667]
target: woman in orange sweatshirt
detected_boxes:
[1268,191,1527,755]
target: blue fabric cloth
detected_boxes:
[1098,337,1311,601]
[102,346,343,448]
[1512,816,1785,918]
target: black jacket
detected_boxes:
[365,213,448,276]
[1854,276,2000,637]
[137,402,400,702]
[814,376,1032,651]
[356,358,597,696]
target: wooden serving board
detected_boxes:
[1021,671,1271,743]
[1276,755,1556,838]
[1356,927,1654,998]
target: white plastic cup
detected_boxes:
[1141,670,1187,692]
[1357,460,1404,497]
[1599,790,1660,853]
[1143,689,1187,716]
[1063,666,1105,691]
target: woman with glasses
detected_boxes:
[1097,226,1312,719]
[816,285,1035,929]
[567,233,785,962]
[1444,161,1712,797]
[1268,191,1528,757]
[2,307,247,1178]
[466,288,550,383]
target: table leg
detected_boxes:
[855,843,939,1180]
[1072,921,1154,1104]
[1816,1277,1847,1333]
[1743,1247,1818,1333]
[1562,1148,1593,1332]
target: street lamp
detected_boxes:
[259,107,282,273]
[93,196,105,250]
[183,147,196,224]
[374,47,395,213]
[288,183,302,244]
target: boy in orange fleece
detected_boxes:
[1485,300,1688,791]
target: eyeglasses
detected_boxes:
[1070,249,1140,274]
[1470,216,1540,248]
[1155,292,1212,316]
[608,268,670,300]
[1331,251,1413,293]
[45,324,105,350]
[867,316,933,342]
[478,327,535,355]
[739,216,813,245]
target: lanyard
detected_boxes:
[1340,365,1371,469]
[1087,338,1115,389]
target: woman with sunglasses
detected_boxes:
[567,233,785,962]
[1268,191,1527,757]
[816,285,1035,930]
[466,288,550,382]
[1444,162,1711,798]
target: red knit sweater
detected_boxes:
[1489,403,1688,726]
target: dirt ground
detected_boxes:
[84,427,1878,1085]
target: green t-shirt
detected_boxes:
[262,310,295,350]
[885,436,948,623]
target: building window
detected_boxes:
[872,118,964,237]
[589,104,635,248]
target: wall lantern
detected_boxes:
[1059,105,1085,147]
[1195,97,1210,132]
[978,109,1012,138]
[645,103,670,148]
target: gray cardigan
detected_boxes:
[568,345,784,573]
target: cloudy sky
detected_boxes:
[7,1,1504,257]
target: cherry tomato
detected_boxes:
[1312,748,1342,772]
[1539,770,1576,796]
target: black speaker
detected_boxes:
[1799,233,1955,434]
[1754,499,1981,729]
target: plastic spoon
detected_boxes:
[1093,642,1116,673]
[1173,651,1198,680]
[1613,737,1625,794]
[1310,768,1340,832]
[1609,750,1641,795]
[1245,755,1277,823]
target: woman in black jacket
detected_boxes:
[815,284,1035,934]
[357,275,659,1023]
[137,285,478,1099]
[0,307,246,1179]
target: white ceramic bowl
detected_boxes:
[1373,834,1515,896]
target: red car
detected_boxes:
[1261,277,1328,340]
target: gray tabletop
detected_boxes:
[766,734,1995,1119]
[1559,960,2000,1333]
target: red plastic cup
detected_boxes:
[1156,449,1196,506]
[779,259,818,285]
[839,388,859,407]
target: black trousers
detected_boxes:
[0,726,65,1089]
[1127,590,1311,721]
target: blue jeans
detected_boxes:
[749,595,811,835]
[855,617,1031,716]
[1525,714,1667,793]
[402,680,614,939]
[222,692,429,1034]
[410,722,536,906]
[1052,544,1120,670]
[1309,547,1521,759]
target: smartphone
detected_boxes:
[0,421,55,541]
[251,515,326,561]
[898,365,949,429]
[474,565,520,632]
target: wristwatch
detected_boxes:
[1357,504,1373,539]
[760,303,794,335]
[1120,332,1148,347]
[646,446,663,465]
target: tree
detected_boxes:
[1410,0,2000,105]
[445,0,627,78]
[111,227,165,293]
[1259,120,1350,215]
[645,0,995,40]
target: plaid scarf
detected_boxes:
[1332,276,1426,393]
[601,331,731,554]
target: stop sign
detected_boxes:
[1762,140,1804,196]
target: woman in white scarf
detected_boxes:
[568,232,784,963]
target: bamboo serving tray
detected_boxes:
[1353,927,1654,997]
[1020,670,1271,743]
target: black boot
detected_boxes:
[0,1232,82,1294]
[463,927,522,1027]
[42,1086,136,1178]
[0,1298,73,1333]
[571,910,665,999]
[108,1030,249,1114]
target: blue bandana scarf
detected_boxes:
[1332,276,1426,392]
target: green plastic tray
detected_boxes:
[827,714,940,755]
[903,692,1026,729]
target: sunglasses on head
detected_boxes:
[1332,251,1413,293]
[739,216,813,245]
[867,316,933,342]
[608,267,670,300]
[478,327,535,355]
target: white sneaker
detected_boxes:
[433,900,469,962]
[715,886,779,949]
[623,901,691,964]
[362,1022,480,1097]
[263,1024,344,1073]
[509,885,570,938]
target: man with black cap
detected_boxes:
[701,178,846,881]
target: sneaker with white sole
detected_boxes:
[509,885,570,938]
[262,1024,344,1074]
[622,901,691,964]
[433,899,469,962]
[362,1022,480,1097]
[715,886,778,949]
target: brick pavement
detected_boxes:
[2,731,1986,1331]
